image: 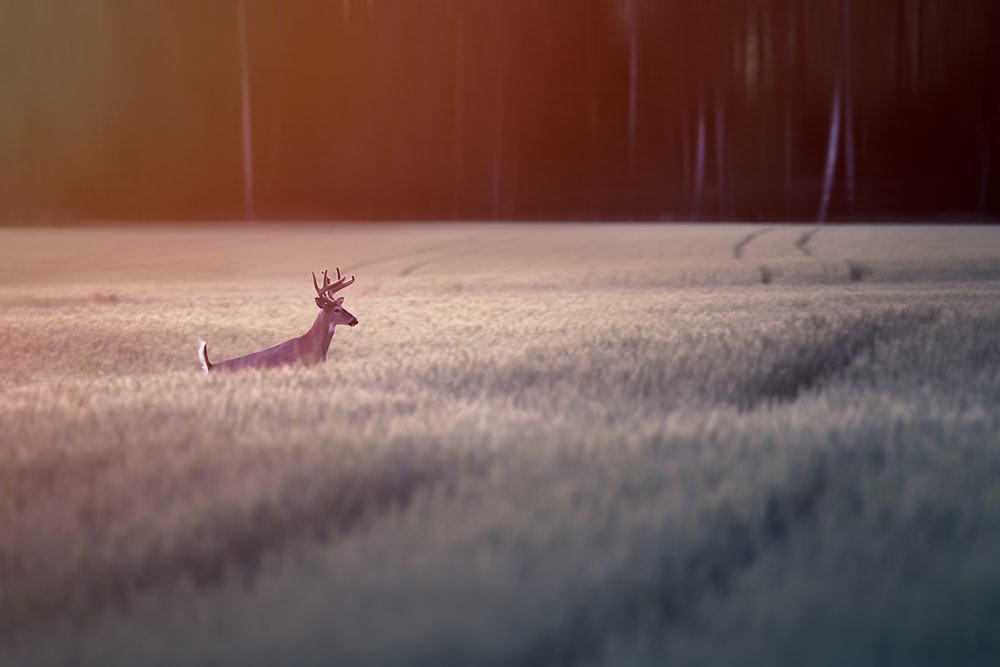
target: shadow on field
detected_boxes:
[421,307,943,414]
[727,308,937,410]
[516,447,852,667]
[0,439,456,641]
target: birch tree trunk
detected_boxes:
[816,77,842,223]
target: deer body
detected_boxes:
[199,268,358,373]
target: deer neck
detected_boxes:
[305,310,336,359]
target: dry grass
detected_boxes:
[1,223,999,666]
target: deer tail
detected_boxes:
[198,340,213,373]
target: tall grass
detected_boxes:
[1,224,999,666]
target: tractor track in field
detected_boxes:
[398,238,516,276]
[349,240,462,271]
[731,227,773,259]
[507,444,868,667]
[795,226,823,255]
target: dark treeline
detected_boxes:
[1,0,997,223]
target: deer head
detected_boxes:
[312,267,359,332]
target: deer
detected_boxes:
[199,268,358,373]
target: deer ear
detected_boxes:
[315,297,325,309]
[335,296,345,305]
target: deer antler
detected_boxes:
[313,267,355,301]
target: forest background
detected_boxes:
[1,0,998,224]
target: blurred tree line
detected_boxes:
[0,0,997,223]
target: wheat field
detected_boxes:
[1,223,999,666]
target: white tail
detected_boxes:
[199,340,210,373]
[199,268,358,373]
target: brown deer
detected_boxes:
[199,268,358,373]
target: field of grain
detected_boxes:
[1,223,999,666]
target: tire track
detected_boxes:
[398,238,516,276]
[734,308,940,410]
[511,429,892,667]
[732,227,773,259]
[349,240,461,271]
[796,226,822,256]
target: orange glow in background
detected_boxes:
[0,1,997,222]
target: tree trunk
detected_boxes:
[691,90,707,220]
[978,111,991,215]
[238,0,255,220]
[627,0,639,173]
[843,0,856,212]
[452,11,464,218]
[714,89,727,218]
[492,66,505,220]
[844,83,856,212]
[627,0,639,217]
[681,107,691,195]
[586,3,599,219]
[777,0,796,217]
[894,0,907,95]
[783,101,793,215]
[817,76,842,223]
